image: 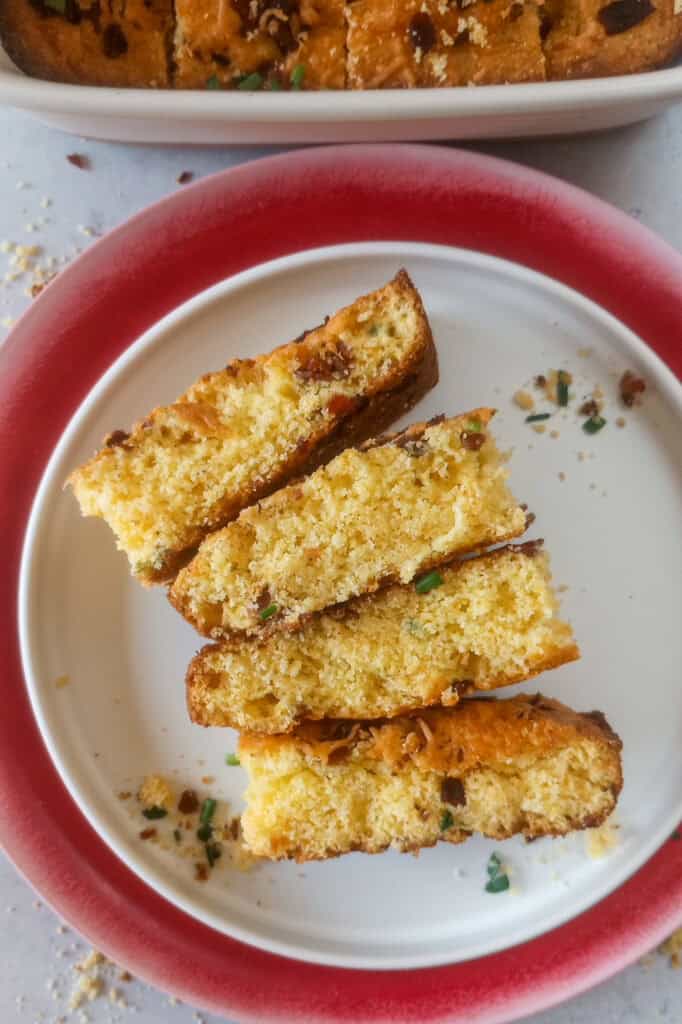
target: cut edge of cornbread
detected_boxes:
[170,408,528,639]
[239,695,623,862]
[68,269,437,585]
[186,541,580,733]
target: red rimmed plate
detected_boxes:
[1,145,681,1023]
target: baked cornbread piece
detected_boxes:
[0,0,173,87]
[346,0,546,89]
[545,0,682,79]
[174,0,346,90]
[239,694,623,861]
[170,409,527,639]
[68,271,437,584]
[187,542,579,733]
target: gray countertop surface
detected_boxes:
[1,104,680,1024]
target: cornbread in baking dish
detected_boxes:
[2,0,680,88]
[239,695,623,861]
[187,542,579,733]
[169,409,528,640]
[68,270,437,585]
[0,0,174,88]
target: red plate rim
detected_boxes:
[1,144,681,1024]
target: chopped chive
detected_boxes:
[467,418,483,433]
[45,0,66,11]
[525,413,551,423]
[206,842,223,867]
[290,64,306,90]
[173,828,182,844]
[415,571,444,595]
[557,370,570,407]
[142,805,168,820]
[582,415,606,435]
[206,75,221,90]
[259,603,279,622]
[672,830,681,841]
[238,72,264,91]
[487,852,502,877]
[267,78,283,91]
[440,810,454,831]
[485,851,510,892]
[199,797,217,826]
[485,874,510,893]
[197,823,213,843]
[225,753,240,766]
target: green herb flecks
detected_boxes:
[557,370,570,407]
[525,413,551,423]
[290,64,306,90]
[485,851,510,893]
[582,415,606,435]
[467,418,483,433]
[238,72,264,91]
[226,753,240,766]
[440,810,454,831]
[259,603,279,622]
[173,828,182,844]
[45,0,66,11]
[200,797,217,826]
[142,805,168,820]
[267,77,283,91]
[206,842,223,868]
[206,75,221,90]
[415,571,444,595]
[406,618,425,637]
[197,823,213,843]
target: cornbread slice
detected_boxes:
[68,271,437,584]
[346,0,545,89]
[174,0,346,91]
[239,695,623,861]
[187,542,579,733]
[170,409,527,639]
[545,0,682,80]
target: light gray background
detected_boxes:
[1,105,680,1024]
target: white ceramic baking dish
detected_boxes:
[1,42,681,143]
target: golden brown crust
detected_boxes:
[0,0,173,87]
[239,693,623,772]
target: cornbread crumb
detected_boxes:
[558,472,566,481]
[577,347,593,358]
[585,820,619,859]
[54,674,70,689]
[532,423,546,434]
[138,774,174,810]
[660,927,682,967]
[616,417,626,428]
[549,430,560,439]
[513,389,534,411]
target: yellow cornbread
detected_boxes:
[170,409,527,639]
[239,695,623,862]
[187,543,579,733]
[68,270,436,584]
